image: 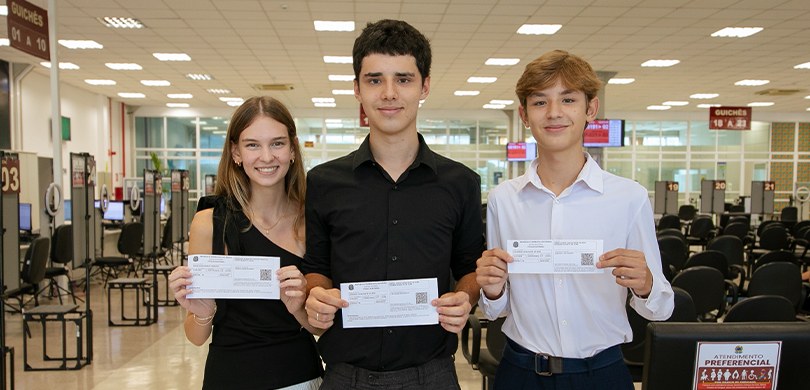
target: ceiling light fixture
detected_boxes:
[697,104,722,108]
[58,40,103,49]
[98,17,144,29]
[710,27,763,38]
[219,97,243,102]
[735,80,769,86]
[608,78,635,85]
[490,100,514,105]
[517,24,562,35]
[747,102,774,107]
[141,80,171,86]
[312,97,336,103]
[85,79,117,86]
[483,104,506,109]
[0,39,8,46]
[186,73,213,81]
[314,21,355,32]
[454,91,480,96]
[647,105,671,110]
[166,103,190,108]
[167,93,193,99]
[690,93,719,99]
[485,58,520,66]
[41,62,80,70]
[0,6,7,16]
[118,92,145,98]
[323,56,352,64]
[794,62,810,69]
[332,89,354,95]
[153,53,191,61]
[662,101,689,106]
[227,101,243,107]
[207,89,231,94]
[641,60,680,67]
[106,63,142,70]
[314,102,337,108]
[328,74,354,81]
[467,77,497,83]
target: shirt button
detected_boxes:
[392,219,398,225]
[387,329,393,334]
[393,185,398,190]
[562,320,568,326]
[391,255,398,261]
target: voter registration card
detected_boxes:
[187,254,280,299]
[340,277,439,328]
[507,239,604,274]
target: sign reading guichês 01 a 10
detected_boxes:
[7,0,50,61]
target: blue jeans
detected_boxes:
[320,357,460,390]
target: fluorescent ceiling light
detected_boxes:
[735,79,769,86]
[106,63,142,70]
[312,97,335,103]
[166,103,189,108]
[212,130,227,134]
[323,56,352,64]
[641,60,680,67]
[325,119,343,123]
[467,77,497,83]
[226,101,243,107]
[328,74,354,81]
[747,102,774,107]
[219,97,243,102]
[191,120,207,125]
[118,92,145,98]
[805,95,810,99]
[608,78,635,85]
[807,108,810,111]
[517,24,562,35]
[314,21,355,32]
[490,100,514,105]
[141,80,171,86]
[187,73,213,81]
[0,39,8,46]
[663,101,689,106]
[794,62,810,69]
[314,102,337,108]
[58,40,103,49]
[167,93,193,99]
[690,93,719,99]
[483,104,506,109]
[332,89,354,95]
[0,6,7,15]
[697,104,722,108]
[201,126,218,130]
[454,91,480,96]
[485,58,520,66]
[711,27,763,38]
[207,89,230,94]
[40,62,80,70]
[85,79,116,85]
[98,17,144,29]
[647,105,671,110]
[153,53,191,61]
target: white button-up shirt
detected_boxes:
[480,154,674,359]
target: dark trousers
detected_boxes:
[494,339,634,390]
[320,356,460,390]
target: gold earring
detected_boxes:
[235,161,242,167]
[290,158,295,164]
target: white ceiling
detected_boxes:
[1,0,809,113]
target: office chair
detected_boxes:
[462,313,506,390]
[658,235,689,277]
[747,261,805,313]
[93,222,144,286]
[723,295,796,322]
[671,266,736,321]
[706,235,747,289]
[657,214,681,231]
[3,237,51,313]
[43,224,81,304]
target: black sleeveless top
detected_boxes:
[201,196,322,390]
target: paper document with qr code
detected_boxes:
[340,277,439,328]
[187,254,280,299]
[506,240,605,274]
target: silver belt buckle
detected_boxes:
[534,352,561,376]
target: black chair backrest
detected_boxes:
[723,295,796,322]
[657,228,687,243]
[117,222,144,257]
[729,204,745,213]
[684,250,728,277]
[22,236,51,285]
[753,249,797,273]
[791,220,810,236]
[50,224,73,265]
[747,262,802,310]
[486,316,506,362]
[756,220,784,238]
[668,287,698,322]
[780,206,798,223]
[658,235,689,273]
[721,221,749,241]
[678,205,697,221]
[161,217,173,249]
[706,236,744,268]
[756,226,789,251]
[671,266,726,319]
[688,217,715,239]
[657,214,681,231]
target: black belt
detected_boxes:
[503,338,624,376]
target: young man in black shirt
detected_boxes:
[302,19,484,389]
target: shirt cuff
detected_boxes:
[478,284,509,321]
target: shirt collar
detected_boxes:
[517,152,604,194]
[352,133,437,174]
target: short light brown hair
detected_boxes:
[515,50,602,107]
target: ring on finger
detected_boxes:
[316,312,320,321]
[620,275,627,280]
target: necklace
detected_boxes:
[254,217,283,235]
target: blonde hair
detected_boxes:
[214,96,306,239]
[515,50,602,107]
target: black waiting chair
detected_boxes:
[723,295,796,322]
[751,249,797,274]
[780,206,798,229]
[658,235,689,278]
[686,216,718,249]
[671,266,736,321]
[746,261,805,313]
[721,221,751,243]
[748,224,790,268]
[678,204,697,223]
[657,214,681,231]
[43,224,80,304]
[93,222,144,286]
[706,236,747,288]
[3,237,51,313]
[462,314,506,390]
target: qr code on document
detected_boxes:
[581,253,595,266]
[259,269,273,281]
[415,292,428,304]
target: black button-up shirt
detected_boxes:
[303,133,484,371]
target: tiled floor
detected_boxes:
[3,280,485,390]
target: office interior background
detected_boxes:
[1,0,810,388]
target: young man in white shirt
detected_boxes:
[475,50,674,389]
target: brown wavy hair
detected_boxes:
[515,50,602,108]
[214,96,306,239]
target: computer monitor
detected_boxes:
[643,322,810,390]
[19,203,32,233]
[103,201,124,222]
[64,199,72,221]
